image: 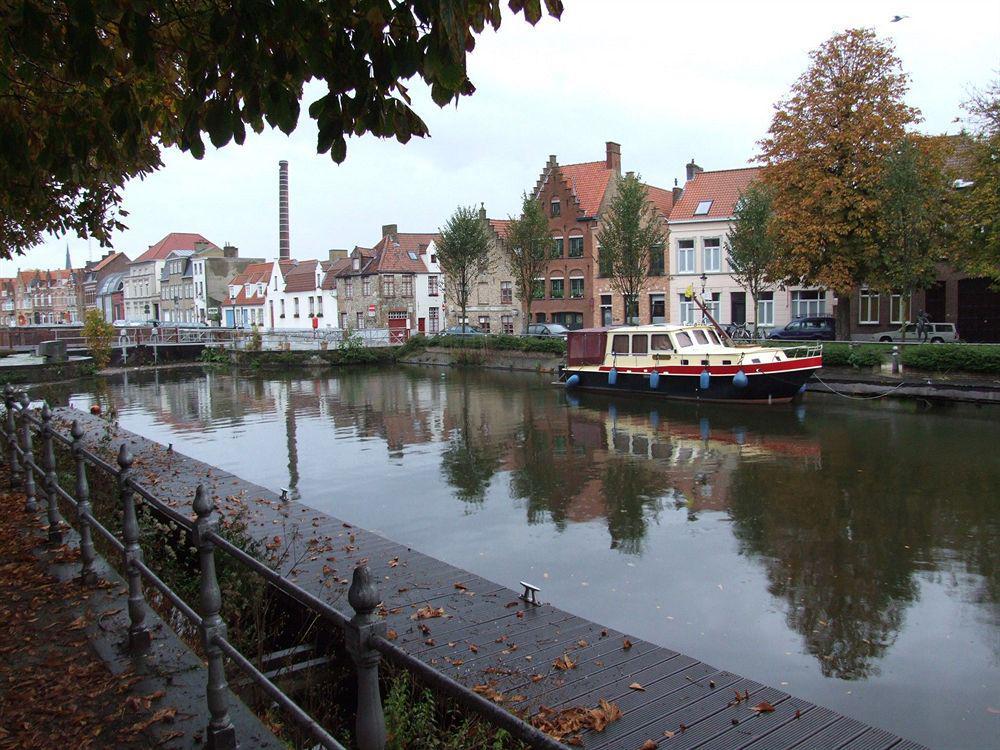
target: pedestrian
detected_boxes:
[916,310,930,343]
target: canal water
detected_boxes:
[52,365,997,749]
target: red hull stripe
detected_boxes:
[591,356,823,376]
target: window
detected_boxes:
[890,292,910,324]
[692,329,709,345]
[651,334,673,352]
[568,236,584,258]
[280,299,286,316]
[694,200,713,215]
[536,312,546,323]
[624,294,639,324]
[679,295,696,325]
[757,291,774,326]
[632,335,648,354]
[308,296,315,315]
[363,277,372,296]
[383,276,395,297]
[705,292,721,322]
[407,251,418,261]
[501,314,513,334]
[792,290,826,318]
[650,293,666,324]
[316,296,323,315]
[703,238,721,272]
[677,239,696,274]
[550,278,564,299]
[427,275,438,297]
[600,294,613,326]
[675,331,693,348]
[428,307,439,333]
[478,315,490,333]
[551,199,561,217]
[500,281,513,304]
[345,279,353,299]
[570,276,584,299]
[340,312,347,328]
[293,297,300,316]
[612,335,630,354]
[649,244,665,276]
[532,278,545,300]
[356,311,365,328]
[706,330,721,345]
[402,275,413,298]
[859,289,879,324]
[551,237,564,259]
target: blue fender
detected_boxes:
[733,369,749,388]
[608,367,618,386]
[699,369,711,390]
[565,373,580,388]
[649,370,660,389]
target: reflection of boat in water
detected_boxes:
[563,323,822,404]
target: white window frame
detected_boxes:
[792,290,826,319]
[703,238,721,273]
[677,239,696,274]
[756,293,774,327]
[679,296,696,325]
[859,289,879,324]
[889,292,910,325]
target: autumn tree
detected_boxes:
[595,174,664,324]
[0,0,562,257]
[504,193,551,332]
[759,29,921,339]
[437,205,492,329]
[953,81,1000,282]
[725,182,779,337]
[82,309,115,370]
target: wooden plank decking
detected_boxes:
[56,408,930,750]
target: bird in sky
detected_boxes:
[890,15,909,22]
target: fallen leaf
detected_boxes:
[641,741,658,750]
[752,701,776,713]
[531,674,544,683]
[469,644,479,653]
[629,682,646,691]
[386,629,398,641]
[412,606,445,620]
[553,654,576,671]
[662,730,675,738]
[453,582,467,591]
[622,638,633,650]
[576,639,589,648]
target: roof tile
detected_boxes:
[669,167,761,221]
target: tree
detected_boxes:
[595,174,664,324]
[869,135,953,328]
[758,29,921,339]
[437,205,492,329]
[0,0,562,257]
[725,182,779,337]
[81,309,114,370]
[504,193,551,332]
[953,81,1000,282]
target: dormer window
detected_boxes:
[353,258,360,271]
[694,200,713,216]
[551,198,561,217]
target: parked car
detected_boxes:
[526,323,569,339]
[440,325,485,337]
[855,322,959,343]
[767,316,836,341]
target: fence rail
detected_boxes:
[0,385,562,750]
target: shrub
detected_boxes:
[81,309,115,369]
[425,334,566,356]
[901,344,1000,374]
[812,343,883,369]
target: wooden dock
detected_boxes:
[57,407,929,750]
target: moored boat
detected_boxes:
[563,323,822,404]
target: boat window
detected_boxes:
[722,360,732,365]
[650,334,673,352]
[706,330,721,345]
[675,332,693,348]
[632,335,648,354]
[692,329,709,345]
[612,335,629,354]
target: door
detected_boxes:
[649,294,665,324]
[388,312,409,343]
[730,292,746,324]
[924,281,946,323]
[418,317,425,333]
[225,309,235,327]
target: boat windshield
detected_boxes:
[651,334,673,352]
[692,329,709,345]
[632,335,648,354]
[675,331,693,348]
[706,330,721,345]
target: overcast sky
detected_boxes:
[6,0,998,275]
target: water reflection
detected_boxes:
[45,365,999,749]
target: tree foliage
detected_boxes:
[503,192,551,331]
[595,174,664,324]
[758,28,921,337]
[437,205,493,327]
[725,182,779,335]
[81,308,114,369]
[0,0,562,256]
[953,81,1000,282]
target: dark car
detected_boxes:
[526,323,569,339]
[768,316,836,341]
[441,325,485,337]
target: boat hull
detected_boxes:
[564,365,819,404]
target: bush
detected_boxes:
[901,344,1000,374]
[81,309,115,369]
[816,343,884,369]
[425,334,566,356]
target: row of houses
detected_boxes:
[5,140,997,341]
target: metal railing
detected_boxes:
[0,385,563,750]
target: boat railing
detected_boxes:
[777,343,823,359]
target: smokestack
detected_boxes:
[605,141,621,173]
[686,159,703,182]
[279,160,290,260]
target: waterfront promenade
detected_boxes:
[54,405,930,750]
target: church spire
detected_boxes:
[65,244,71,270]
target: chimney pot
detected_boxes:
[478,203,487,222]
[381,224,397,238]
[686,159,703,182]
[605,141,621,173]
[223,244,238,258]
[672,185,683,205]
[328,248,348,262]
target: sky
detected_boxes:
[5,0,999,275]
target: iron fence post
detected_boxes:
[18,393,38,513]
[892,345,900,375]
[345,565,387,750]
[39,404,63,545]
[192,485,237,750]
[3,385,21,491]
[118,443,150,651]
[71,420,98,585]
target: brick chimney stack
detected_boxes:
[381,224,397,240]
[606,141,621,174]
[672,178,683,205]
[278,160,290,260]
[686,159,703,182]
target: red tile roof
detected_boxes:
[489,219,511,238]
[135,233,218,263]
[321,257,353,289]
[669,167,761,221]
[558,161,614,217]
[221,262,272,307]
[282,259,320,293]
[372,233,437,274]
[644,184,677,219]
[88,251,127,272]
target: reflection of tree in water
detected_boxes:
[601,456,666,556]
[440,395,503,505]
[728,411,1000,679]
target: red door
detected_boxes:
[388,313,408,343]
[418,317,425,333]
